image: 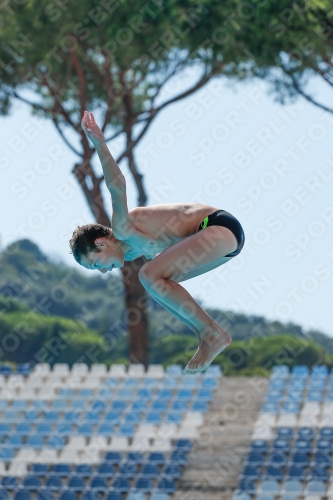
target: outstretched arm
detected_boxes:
[81,111,131,239]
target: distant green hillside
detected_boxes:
[0,238,332,374]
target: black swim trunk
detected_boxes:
[197,209,245,257]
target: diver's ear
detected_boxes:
[94,237,106,246]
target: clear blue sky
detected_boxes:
[1,69,333,339]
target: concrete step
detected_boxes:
[175,376,269,500]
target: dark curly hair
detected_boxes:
[69,223,112,264]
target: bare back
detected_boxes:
[124,203,220,260]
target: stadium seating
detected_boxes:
[0,362,222,498]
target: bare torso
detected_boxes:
[123,203,220,261]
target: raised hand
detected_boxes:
[81,111,105,147]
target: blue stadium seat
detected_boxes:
[45,476,63,490]
[67,476,85,492]
[145,413,161,424]
[133,477,153,492]
[0,448,14,461]
[123,378,140,388]
[31,463,49,476]
[50,399,67,410]
[286,466,306,480]
[276,428,293,440]
[36,491,54,500]
[105,452,122,464]
[84,411,100,423]
[53,464,71,477]
[63,411,79,422]
[70,400,87,410]
[169,451,187,465]
[315,439,332,452]
[96,463,115,478]
[292,366,309,375]
[305,480,326,493]
[24,410,39,421]
[131,400,147,413]
[147,452,166,465]
[127,494,146,500]
[105,494,122,500]
[150,495,170,500]
[289,379,306,390]
[282,402,300,413]
[192,401,208,412]
[272,365,289,375]
[175,389,192,401]
[44,412,59,422]
[36,423,52,435]
[27,434,44,449]
[31,400,48,411]
[11,400,27,410]
[272,439,290,452]
[205,365,221,376]
[118,424,135,437]
[6,434,23,448]
[166,365,182,375]
[127,452,144,465]
[289,452,309,466]
[311,452,332,466]
[82,492,100,500]
[236,479,256,494]
[77,389,94,398]
[22,475,41,490]
[97,423,114,435]
[75,464,93,477]
[269,379,287,389]
[77,424,94,436]
[55,423,72,436]
[118,463,137,478]
[175,439,192,452]
[171,400,188,411]
[91,400,107,411]
[59,492,76,500]
[58,388,74,397]
[319,427,333,439]
[259,480,280,493]
[163,464,181,478]
[263,466,283,480]
[297,427,315,440]
[308,465,329,480]
[137,389,153,400]
[104,377,120,388]
[157,389,173,400]
[241,466,261,479]
[111,476,130,492]
[90,477,108,491]
[0,400,7,410]
[141,464,159,478]
[250,440,268,453]
[156,477,175,493]
[284,391,303,402]
[293,439,312,453]
[151,401,168,412]
[265,391,283,402]
[162,378,178,388]
[104,412,121,424]
[245,452,265,466]
[309,379,326,389]
[111,401,128,411]
[307,391,323,402]
[164,411,183,423]
[261,403,279,413]
[0,423,10,435]
[312,366,328,375]
[47,435,65,448]
[0,366,12,375]
[196,389,213,401]
[14,491,32,500]
[201,377,218,389]
[117,389,135,401]
[2,476,19,490]
[17,363,31,375]
[3,411,20,422]
[281,480,303,494]
[268,452,289,467]
[124,412,142,424]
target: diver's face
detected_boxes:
[80,237,124,273]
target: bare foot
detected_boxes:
[183,326,231,375]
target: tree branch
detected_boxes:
[51,117,82,157]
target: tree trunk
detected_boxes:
[73,159,150,368]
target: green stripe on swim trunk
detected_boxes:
[202,216,209,229]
